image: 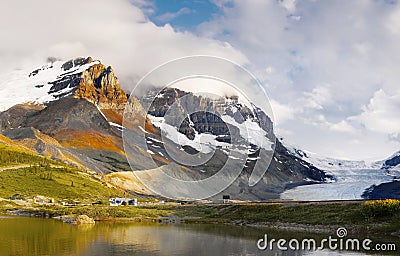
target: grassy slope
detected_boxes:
[0,141,126,202]
[0,166,124,202]
[0,141,50,168]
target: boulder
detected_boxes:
[60,215,95,225]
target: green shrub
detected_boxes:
[362,199,400,219]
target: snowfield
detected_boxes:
[281,169,394,201]
[282,141,381,171]
[0,59,98,111]
[220,114,273,150]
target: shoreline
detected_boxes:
[2,200,399,237]
[3,211,399,238]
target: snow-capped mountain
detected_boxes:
[0,57,95,111]
[0,57,127,112]
[282,138,400,173]
[382,150,400,170]
[135,86,333,199]
[141,87,274,157]
[281,139,384,171]
[0,57,333,200]
[0,57,133,174]
[280,141,400,200]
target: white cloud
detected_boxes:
[387,5,400,35]
[270,99,297,125]
[330,120,357,134]
[280,0,297,13]
[389,133,400,143]
[303,112,357,134]
[265,66,274,74]
[129,0,156,14]
[210,0,234,8]
[0,0,247,91]
[275,127,292,138]
[155,7,193,23]
[2,0,400,160]
[350,89,400,134]
[353,42,372,58]
[197,0,400,159]
[303,84,333,110]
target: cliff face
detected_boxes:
[383,152,400,169]
[47,57,128,110]
[74,63,128,109]
[0,57,138,173]
[137,87,331,200]
[142,87,274,141]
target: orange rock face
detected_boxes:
[74,62,128,110]
[72,58,148,129]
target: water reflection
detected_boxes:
[0,216,397,256]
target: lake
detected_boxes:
[0,216,397,255]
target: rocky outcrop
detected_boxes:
[362,181,400,199]
[74,63,127,109]
[59,215,95,225]
[61,57,93,71]
[23,97,112,137]
[47,57,128,110]
[0,104,44,133]
[383,152,400,169]
[141,87,272,141]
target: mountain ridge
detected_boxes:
[0,56,370,200]
[282,139,400,171]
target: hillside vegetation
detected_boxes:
[1,139,399,237]
[0,166,125,202]
[0,142,126,203]
[0,143,53,168]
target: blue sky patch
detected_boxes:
[145,0,221,30]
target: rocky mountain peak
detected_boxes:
[0,57,334,200]
[61,57,93,71]
[74,60,127,109]
[24,57,129,110]
[142,87,274,141]
[383,151,400,169]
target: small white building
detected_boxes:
[109,198,137,206]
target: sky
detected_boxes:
[0,0,399,160]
